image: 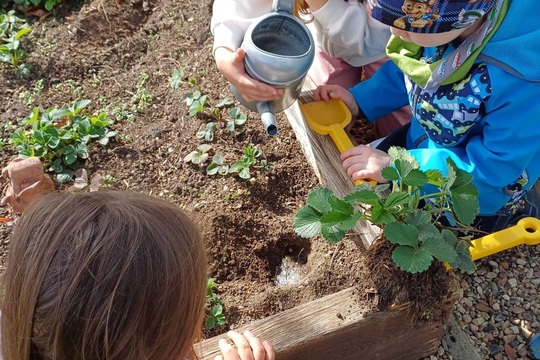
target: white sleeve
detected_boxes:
[310,0,391,66]
[210,0,273,54]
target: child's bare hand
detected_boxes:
[341,145,390,183]
[215,330,275,360]
[214,48,283,102]
[313,85,359,117]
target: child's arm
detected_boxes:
[211,0,283,102]
[349,59,410,122]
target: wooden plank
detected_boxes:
[283,76,381,247]
[195,277,459,360]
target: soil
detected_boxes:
[0,0,451,342]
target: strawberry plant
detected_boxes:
[196,122,216,142]
[1,0,62,11]
[205,278,226,330]
[206,154,229,176]
[229,144,269,180]
[226,107,247,132]
[183,144,212,165]
[0,10,31,77]
[9,100,117,183]
[184,89,207,116]
[294,147,479,274]
[169,67,185,90]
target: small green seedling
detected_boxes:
[196,122,216,142]
[169,67,185,90]
[0,10,32,77]
[226,107,247,132]
[206,154,229,176]
[184,144,212,165]
[184,90,208,116]
[229,144,263,179]
[205,277,226,330]
[131,73,155,112]
[215,98,234,109]
[294,146,480,274]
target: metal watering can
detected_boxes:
[230,0,315,136]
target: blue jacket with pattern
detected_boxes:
[351,0,540,216]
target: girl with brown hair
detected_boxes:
[0,191,274,360]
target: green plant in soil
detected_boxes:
[183,144,212,165]
[184,89,208,117]
[131,73,155,112]
[206,154,229,176]
[9,99,117,183]
[294,146,480,274]
[1,0,62,11]
[226,107,247,132]
[229,144,269,180]
[196,122,217,142]
[205,278,226,330]
[169,67,185,90]
[0,10,31,77]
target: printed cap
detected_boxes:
[366,0,497,33]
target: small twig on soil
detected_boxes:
[328,241,344,271]
[97,0,112,24]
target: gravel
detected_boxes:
[425,243,540,360]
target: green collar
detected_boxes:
[386,0,508,88]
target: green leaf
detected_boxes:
[420,236,457,263]
[306,187,334,213]
[451,192,479,225]
[170,68,185,90]
[216,98,234,109]
[426,169,445,187]
[226,120,235,132]
[328,196,353,216]
[402,169,428,187]
[212,154,225,165]
[381,166,399,181]
[384,222,419,247]
[384,191,411,208]
[206,163,219,175]
[218,165,229,175]
[238,166,250,179]
[404,210,432,226]
[56,172,73,183]
[344,189,381,205]
[294,205,322,238]
[371,205,396,225]
[205,316,216,330]
[321,224,345,243]
[320,211,353,227]
[14,27,31,40]
[392,245,433,274]
[229,161,244,173]
[340,211,363,232]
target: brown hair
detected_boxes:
[293,0,312,20]
[1,191,207,360]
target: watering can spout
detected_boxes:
[257,101,278,137]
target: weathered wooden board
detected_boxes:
[283,76,381,247]
[195,277,459,360]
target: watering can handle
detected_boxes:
[272,0,294,14]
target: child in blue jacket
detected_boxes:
[314,0,540,232]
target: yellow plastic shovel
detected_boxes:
[469,216,540,261]
[298,98,376,186]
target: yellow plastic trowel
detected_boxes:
[469,217,540,261]
[298,98,376,186]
